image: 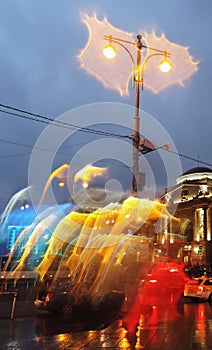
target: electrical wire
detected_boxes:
[0,102,211,168]
[0,152,31,160]
[163,148,212,168]
[0,136,132,170]
[0,104,129,139]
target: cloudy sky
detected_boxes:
[0,0,211,211]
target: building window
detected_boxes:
[198,185,208,197]
[181,189,188,201]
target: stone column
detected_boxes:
[206,207,211,241]
[194,209,198,241]
[203,207,208,241]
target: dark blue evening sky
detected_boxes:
[0,0,211,211]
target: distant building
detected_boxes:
[0,203,75,272]
[158,167,212,265]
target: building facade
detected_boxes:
[156,167,212,266]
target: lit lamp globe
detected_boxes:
[159,58,172,73]
[103,44,117,59]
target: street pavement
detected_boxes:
[0,298,212,349]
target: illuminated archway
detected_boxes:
[180,218,193,242]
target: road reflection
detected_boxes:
[32,299,212,349]
[33,313,107,336]
[134,300,212,349]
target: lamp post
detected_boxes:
[103,34,172,197]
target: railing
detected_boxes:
[0,291,17,319]
[0,276,39,319]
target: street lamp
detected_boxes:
[103,34,172,197]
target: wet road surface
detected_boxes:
[0,298,212,349]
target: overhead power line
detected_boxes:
[0,102,211,168]
[0,103,129,139]
[165,148,212,168]
[0,152,31,160]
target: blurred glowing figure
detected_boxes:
[38,164,70,206]
[74,164,108,189]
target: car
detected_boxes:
[34,276,125,323]
[34,290,75,316]
[34,290,49,311]
[140,262,190,299]
[184,276,212,301]
[34,277,74,314]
